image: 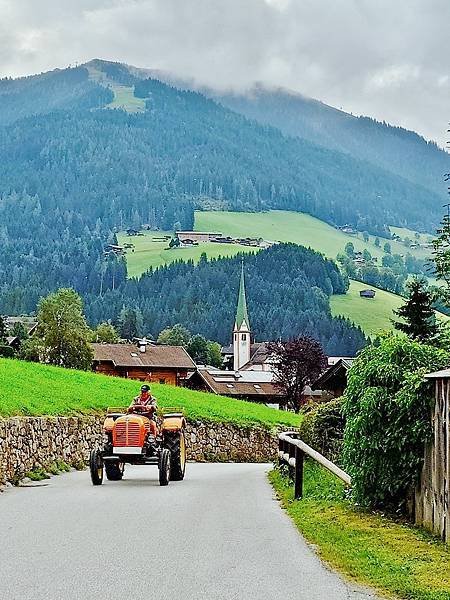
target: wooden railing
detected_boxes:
[278,431,351,499]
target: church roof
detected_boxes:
[235,262,250,330]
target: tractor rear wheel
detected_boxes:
[89,449,104,486]
[164,431,187,481]
[159,448,171,486]
[105,461,124,481]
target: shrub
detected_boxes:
[298,398,345,465]
[342,334,449,510]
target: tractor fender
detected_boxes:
[161,415,186,432]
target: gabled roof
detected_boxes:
[235,262,250,330]
[195,367,284,397]
[312,358,354,390]
[92,343,195,369]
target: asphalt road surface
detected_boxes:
[0,463,379,600]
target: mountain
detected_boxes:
[0,58,446,321]
[213,85,450,201]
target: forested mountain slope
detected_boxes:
[214,85,450,203]
[0,59,445,318]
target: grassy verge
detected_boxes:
[0,358,300,429]
[270,463,450,599]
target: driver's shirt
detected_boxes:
[131,394,157,410]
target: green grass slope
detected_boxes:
[330,280,449,337]
[330,281,403,337]
[196,210,430,261]
[0,359,300,429]
[117,230,255,278]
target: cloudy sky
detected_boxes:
[1,0,449,145]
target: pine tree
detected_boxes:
[393,278,438,342]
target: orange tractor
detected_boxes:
[89,407,187,486]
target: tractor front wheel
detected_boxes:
[164,432,187,481]
[159,448,171,486]
[105,461,124,481]
[89,449,104,486]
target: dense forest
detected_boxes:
[83,244,368,356]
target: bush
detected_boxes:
[0,345,14,358]
[298,398,345,465]
[342,334,449,510]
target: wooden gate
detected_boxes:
[415,373,450,542]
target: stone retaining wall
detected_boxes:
[0,416,278,485]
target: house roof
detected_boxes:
[425,368,450,379]
[195,367,284,397]
[91,343,195,369]
[312,358,354,390]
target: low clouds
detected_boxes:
[0,0,448,144]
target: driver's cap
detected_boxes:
[141,384,150,392]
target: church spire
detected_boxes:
[235,260,250,331]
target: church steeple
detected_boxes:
[233,260,251,371]
[235,260,250,331]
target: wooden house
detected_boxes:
[91,343,195,385]
[312,358,354,398]
[359,289,376,298]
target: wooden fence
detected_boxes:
[278,431,351,499]
[415,376,450,542]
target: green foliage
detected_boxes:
[394,278,438,342]
[206,340,223,368]
[344,241,355,257]
[342,334,449,509]
[383,242,391,254]
[431,210,450,298]
[0,315,7,342]
[30,289,93,370]
[0,345,14,358]
[0,358,301,429]
[186,334,209,363]
[157,323,191,346]
[92,322,119,343]
[118,307,143,340]
[298,399,345,464]
[11,321,28,341]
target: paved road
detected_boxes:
[0,464,379,600]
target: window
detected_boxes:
[159,378,166,384]
[226,384,234,388]
[242,334,247,341]
[234,334,237,341]
[254,384,261,390]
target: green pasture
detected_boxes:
[0,359,300,429]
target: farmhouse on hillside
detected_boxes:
[359,289,376,298]
[312,358,355,398]
[91,341,195,385]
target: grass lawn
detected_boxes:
[330,280,404,336]
[195,210,431,262]
[0,358,300,429]
[117,230,255,278]
[270,463,450,600]
[106,84,145,112]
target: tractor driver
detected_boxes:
[128,385,158,435]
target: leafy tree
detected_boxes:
[362,231,369,243]
[342,334,449,509]
[268,336,327,412]
[118,307,143,341]
[431,208,450,300]
[92,322,119,343]
[187,334,209,364]
[11,321,28,341]
[207,341,223,368]
[157,324,191,346]
[374,237,380,247]
[383,242,391,254]
[362,249,372,262]
[0,316,7,343]
[24,288,93,369]
[344,242,355,257]
[393,278,438,342]
[169,236,180,248]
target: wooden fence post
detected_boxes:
[294,446,304,500]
